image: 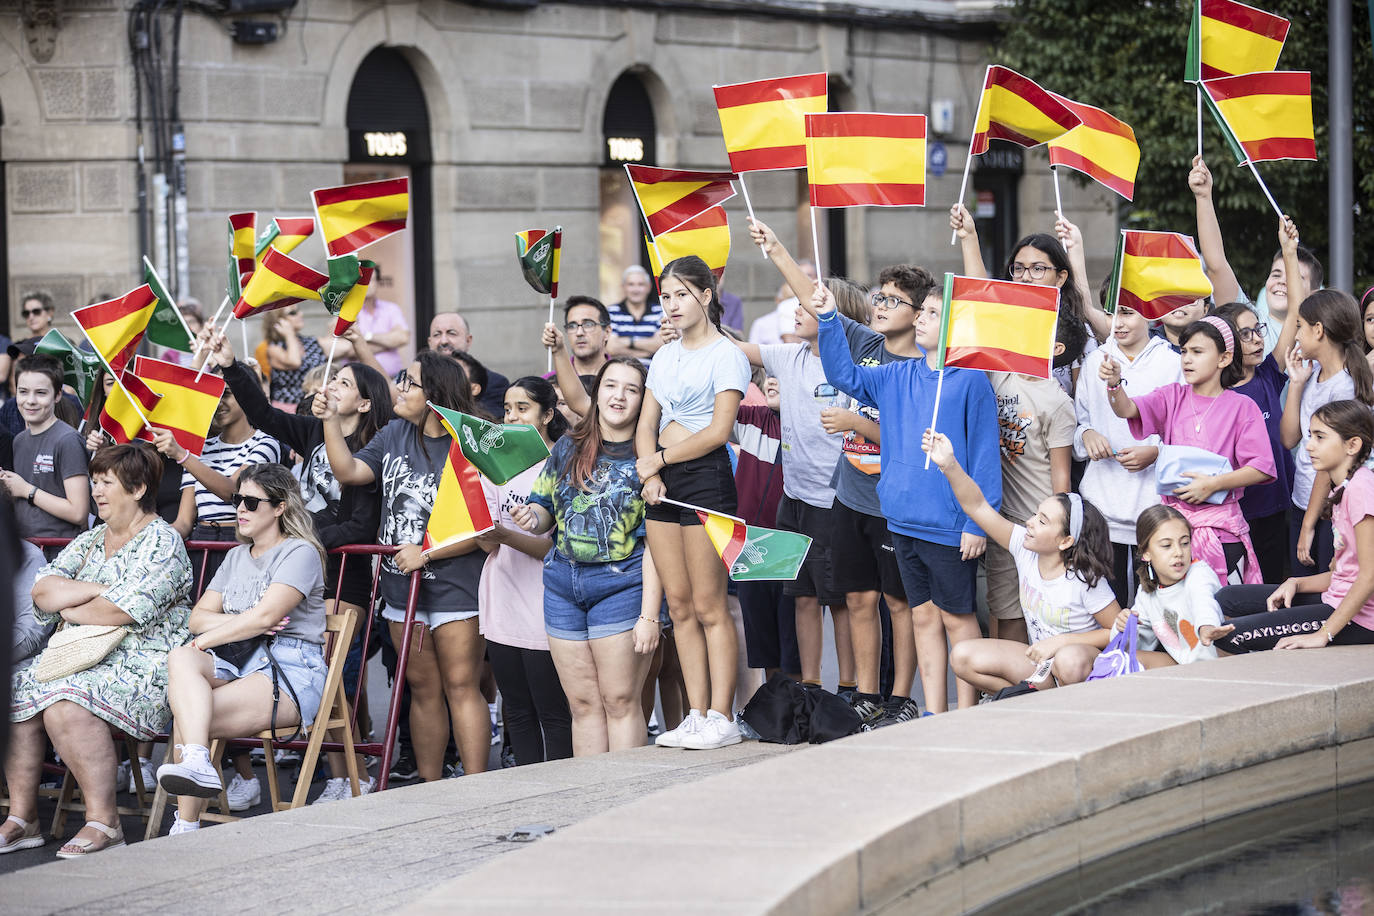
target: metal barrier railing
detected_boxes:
[28,536,424,793]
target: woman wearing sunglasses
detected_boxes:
[155,463,327,834]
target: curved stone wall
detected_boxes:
[423,648,1374,914]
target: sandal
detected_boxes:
[0,815,45,854]
[55,820,125,859]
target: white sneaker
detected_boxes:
[312,777,348,804]
[225,774,261,812]
[157,744,223,798]
[489,703,501,746]
[115,758,131,791]
[682,710,743,750]
[129,756,155,795]
[168,815,200,836]
[654,710,705,748]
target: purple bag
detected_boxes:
[1086,614,1145,681]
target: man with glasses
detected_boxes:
[559,296,612,394]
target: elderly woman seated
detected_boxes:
[2,444,191,858]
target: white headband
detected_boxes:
[1066,493,1084,542]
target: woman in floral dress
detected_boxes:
[2,444,191,858]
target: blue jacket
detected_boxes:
[817,311,1001,546]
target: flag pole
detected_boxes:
[1195,85,1204,158]
[738,175,766,260]
[195,315,232,383]
[950,153,975,246]
[923,368,946,470]
[1244,159,1284,218]
[73,325,153,431]
[951,68,988,246]
[1052,166,1063,218]
[546,295,556,372]
[206,295,230,333]
[660,496,745,525]
[240,314,250,364]
[809,206,824,284]
[322,335,339,388]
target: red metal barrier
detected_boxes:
[28,536,424,793]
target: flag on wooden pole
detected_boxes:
[1105,231,1214,320]
[624,165,738,239]
[805,112,927,208]
[713,72,828,172]
[312,178,410,257]
[935,273,1061,378]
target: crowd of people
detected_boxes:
[4,155,1374,858]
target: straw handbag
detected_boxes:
[32,539,130,682]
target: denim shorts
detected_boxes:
[543,548,644,641]
[380,603,478,631]
[211,636,327,727]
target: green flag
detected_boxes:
[34,329,103,406]
[698,507,811,581]
[142,257,195,352]
[515,227,562,298]
[427,402,551,486]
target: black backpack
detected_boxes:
[741,672,862,744]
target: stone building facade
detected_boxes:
[0,0,1118,377]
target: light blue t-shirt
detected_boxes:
[646,335,750,433]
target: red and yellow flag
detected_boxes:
[98,372,162,444]
[1201,70,1316,163]
[624,165,738,240]
[232,246,329,320]
[73,285,159,376]
[935,274,1060,378]
[805,112,926,208]
[129,355,227,457]
[1185,0,1289,82]
[647,206,730,281]
[255,217,317,268]
[228,212,257,294]
[970,66,1079,155]
[1107,231,1214,320]
[312,178,410,257]
[330,262,375,338]
[713,72,828,172]
[423,441,495,552]
[1047,96,1139,201]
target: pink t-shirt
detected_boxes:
[1128,383,1276,505]
[1324,466,1374,630]
[355,298,409,376]
[478,461,551,651]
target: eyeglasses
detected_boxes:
[1236,326,1264,342]
[870,292,915,312]
[22,308,46,318]
[1010,264,1059,280]
[231,493,282,512]
[395,372,419,393]
[565,319,607,333]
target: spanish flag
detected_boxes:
[697,507,812,581]
[936,274,1060,378]
[73,285,159,376]
[647,207,730,281]
[129,355,227,457]
[1107,231,1214,321]
[228,212,257,297]
[713,72,828,173]
[970,66,1079,155]
[98,371,162,444]
[1201,70,1316,164]
[255,216,316,261]
[1047,96,1139,201]
[231,246,328,320]
[805,112,926,208]
[624,165,738,240]
[1185,0,1289,82]
[323,258,376,338]
[423,440,495,552]
[313,178,410,257]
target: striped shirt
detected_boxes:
[185,430,281,524]
[607,299,664,346]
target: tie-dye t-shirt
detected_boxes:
[530,437,644,563]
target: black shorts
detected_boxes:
[736,580,800,672]
[774,494,844,604]
[828,500,908,601]
[645,445,737,526]
[891,533,977,613]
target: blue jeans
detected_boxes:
[543,548,644,641]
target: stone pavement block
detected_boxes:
[1075,781,1204,869]
[1200,746,1337,825]
[960,820,1081,913]
[1337,735,1374,786]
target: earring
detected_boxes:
[1147,561,1155,581]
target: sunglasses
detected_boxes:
[231,493,282,512]
[22,308,46,318]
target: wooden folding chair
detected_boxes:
[50,734,156,839]
[145,609,360,838]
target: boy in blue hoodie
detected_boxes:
[814,283,1001,712]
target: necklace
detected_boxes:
[1189,388,1220,434]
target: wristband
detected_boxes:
[176,450,191,466]
[657,446,667,470]
[26,485,37,505]
[1323,625,1335,644]
[638,615,662,626]
[1106,381,1123,392]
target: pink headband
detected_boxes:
[1199,315,1234,353]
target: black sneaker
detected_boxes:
[388,751,419,781]
[852,697,890,731]
[836,687,857,706]
[991,681,1038,701]
[884,697,923,723]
